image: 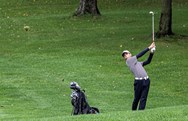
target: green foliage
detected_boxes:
[0,0,188,120]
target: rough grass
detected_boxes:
[0,0,188,120]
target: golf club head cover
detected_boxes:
[70,81,80,90]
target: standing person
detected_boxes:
[122,42,155,110]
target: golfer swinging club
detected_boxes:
[122,42,156,110]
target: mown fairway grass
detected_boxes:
[0,0,188,120]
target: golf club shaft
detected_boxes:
[152,14,154,42]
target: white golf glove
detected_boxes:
[151,47,156,53]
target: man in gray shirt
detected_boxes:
[122,42,155,110]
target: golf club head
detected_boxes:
[149,11,154,15]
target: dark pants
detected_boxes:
[132,78,150,110]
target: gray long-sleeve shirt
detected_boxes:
[126,48,153,78]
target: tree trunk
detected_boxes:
[157,0,174,37]
[74,0,101,16]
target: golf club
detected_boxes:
[149,11,155,42]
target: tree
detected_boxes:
[73,0,101,16]
[157,0,174,37]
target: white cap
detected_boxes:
[122,50,130,57]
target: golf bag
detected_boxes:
[70,82,99,115]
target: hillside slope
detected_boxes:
[0,0,188,120]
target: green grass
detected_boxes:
[0,0,188,120]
